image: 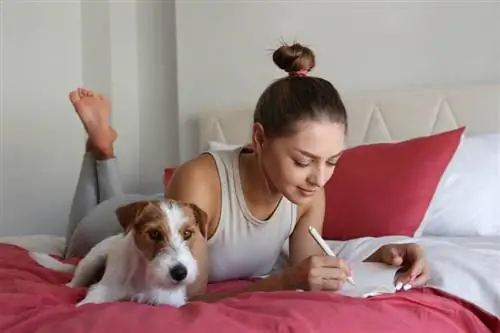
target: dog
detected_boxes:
[30,199,207,308]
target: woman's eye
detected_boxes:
[148,230,163,241]
[294,160,310,167]
[183,230,193,240]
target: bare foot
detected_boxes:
[69,88,116,157]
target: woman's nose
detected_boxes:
[308,167,327,188]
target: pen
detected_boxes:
[308,226,356,286]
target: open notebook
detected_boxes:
[260,261,401,298]
[338,262,400,298]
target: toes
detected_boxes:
[77,88,94,97]
[83,89,93,97]
[71,87,103,101]
[69,90,80,104]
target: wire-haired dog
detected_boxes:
[31,199,207,308]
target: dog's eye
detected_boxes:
[148,229,163,242]
[182,230,193,240]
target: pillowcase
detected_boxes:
[322,127,465,241]
[420,132,500,236]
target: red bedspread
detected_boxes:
[0,243,498,333]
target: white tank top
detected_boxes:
[204,147,298,282]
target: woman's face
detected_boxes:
[255,119,345,205]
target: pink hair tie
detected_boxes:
[288,69,309,76]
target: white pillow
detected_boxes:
[421,132,500,236]
[208,141,242,151]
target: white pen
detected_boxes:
[308,226,356,286]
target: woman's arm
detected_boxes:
[289,189,329,264]
[189,274,290,303]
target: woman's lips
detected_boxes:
[298,187,316,196]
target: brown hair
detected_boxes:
[254,42,348,139]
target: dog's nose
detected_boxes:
[169,264,188,282]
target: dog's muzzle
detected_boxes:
[169,263,188,282]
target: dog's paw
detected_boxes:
[153,289,188,308]
[164,297,187,308]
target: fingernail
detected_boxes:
[403,283,412,291]
[395,282,403,290]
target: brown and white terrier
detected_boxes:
[31,199,207,308]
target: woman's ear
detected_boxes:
[251,122,266,153]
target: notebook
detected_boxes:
[338,261,400,298]
[259,261,401,298]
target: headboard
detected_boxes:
[197,84,500,151]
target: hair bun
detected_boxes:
[272,42,316,74]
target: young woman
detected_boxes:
[65,43,430,302]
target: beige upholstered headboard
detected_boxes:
[197,84,500,151]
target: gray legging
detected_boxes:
[65,152,162,258]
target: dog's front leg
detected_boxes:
[75,283,124,307]
[68,236,119,288]
[155,288,188,308]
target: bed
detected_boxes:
[1,83,499,332]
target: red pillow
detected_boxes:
[322,127,465,241]
[163,167,176,188]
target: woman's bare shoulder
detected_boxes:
[165,153,221,218]
[172,153,219,182]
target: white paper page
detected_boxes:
[338,262,400,298]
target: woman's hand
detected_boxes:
[367,243,430,289]
[282,255,352,291]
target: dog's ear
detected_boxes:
[186,203,209,239]
[115,201,153,232]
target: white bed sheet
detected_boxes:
[326,235,500,318]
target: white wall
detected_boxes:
[0,1,178,237]
[1,2,84,237]
[176,1,500,162]
[136,0,179,194]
